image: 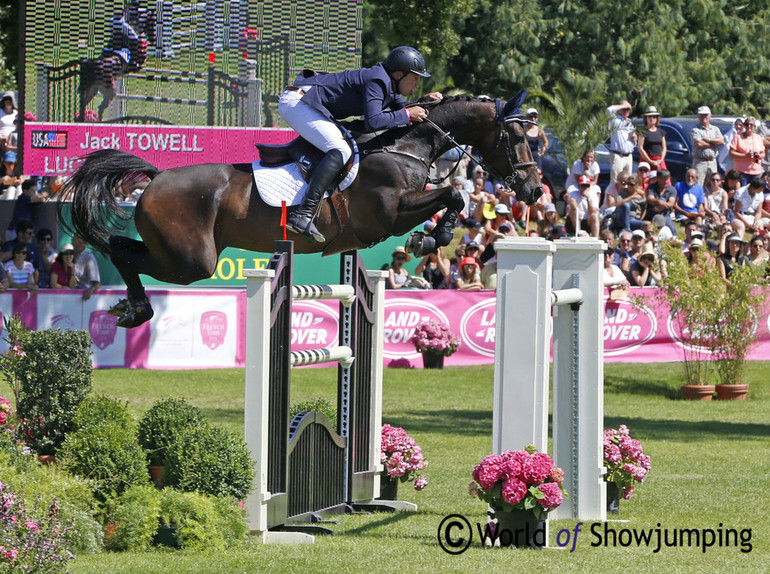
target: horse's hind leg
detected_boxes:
[108,236,154,328]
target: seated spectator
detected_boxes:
[483,203,512,241]
[564,149,600,190]
[746,234,770,279]
[414,247,451,290]
[723,168,742,209]
[49,243,78,289]
[612,175,647,234]
[548,223,567,241]
[386,246,411,289]
[565,175,601,237]
[601,169,629,217]
[4,243,37,292]
[686,238,714,265]
[5,179,45,242]
[1,220,37,263]
[629,243,664,286]
[467,177,486,220]
[636,162,652,191]
[673,169,706,224]
[33,228,56,289]
[717,233,748,285]
[703,171,729,231]
[461,218,485,248]
[603,248,630,289]
[464,241,482,266]
[732,178,769,238]
[645,169,677,237]
[455,257,484,291]
[538,203,561,237]
[529,167,553,227]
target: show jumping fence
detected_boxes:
[243,241,391,543]
[154,0,247,57]
[35,61,259,126]
[493,237,606,527]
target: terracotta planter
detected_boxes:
[421,352,444,369]
[715,384,749,401]
[680,384,715,401]
[148,465,165,487]
[38,454,56,466]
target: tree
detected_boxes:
[0,0,20,91]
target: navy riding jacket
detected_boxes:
[292,63,410,132]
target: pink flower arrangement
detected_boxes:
[410,320,461,356]
[469,445,567,519]
[381,424,428,490]
[604,425,651,500]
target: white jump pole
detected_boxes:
[493,237,606,522]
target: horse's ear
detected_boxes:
[503,89,528,117]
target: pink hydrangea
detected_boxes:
[381,424,428,489]
[549,466,565,484]
[413,476,428,491]
[521,452,554,484]
[410,320,461,356]
[537,482,564,509]
[501,477,527,505]
[603,426,651,501]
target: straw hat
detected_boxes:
[639,242,657,262]
[392,245,412,262]
[642,105,660,116]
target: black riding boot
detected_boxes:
[286,149,344,243]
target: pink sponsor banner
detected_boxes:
[22,122,295,176]
[3,287,770,368]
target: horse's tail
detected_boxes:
[60,149,161,255]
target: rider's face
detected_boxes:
[396,72,421,97]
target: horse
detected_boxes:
[79,3,156,121]
[62,94,543,328]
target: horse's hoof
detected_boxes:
[108,299,130,317]
[115,300,154,329]
[406,232,437,257]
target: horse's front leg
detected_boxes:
[403,186,464,257]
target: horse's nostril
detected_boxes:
[531,187,544,204]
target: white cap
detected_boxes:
[526,108,538,116]
[697,106,711,115]
[632,229,645,239]
[637,162,651,171]
[494,203,511,215]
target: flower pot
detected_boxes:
[680,384,715,401]
[379,475,399,500]
[490,509,546,549]
[421,352,444,369]
[38,454,56,466]
[715,384,749,401]
[148,465,165,487]
[606,481,621,514]
[152,525,180,548]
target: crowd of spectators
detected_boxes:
[389,100,770,291]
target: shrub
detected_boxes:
[163,423,254,500]
[290,397,337,428]
[72,394,134,431]
[103,485,162,552]
[158,489,247,551]
[59,408,149,501]
[10,326,93,455]
[137,398,205,466]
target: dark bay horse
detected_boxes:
[63,95,542,327]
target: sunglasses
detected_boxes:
[17,250,28,255]
[41,237,52,241]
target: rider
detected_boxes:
[103,0,151,73]
[278,46,442,243]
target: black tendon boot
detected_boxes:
[286,149,345,243]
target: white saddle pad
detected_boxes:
[254,153,359,208]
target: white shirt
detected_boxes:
[734,185,762,215]
[74,248,101,289]
[567,185,600,220]
[565,160,601,190]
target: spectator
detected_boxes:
[566,175,600,237]
[564,149,600,190]
[629,243,664,286]
[614,230,635,277]
[732,178,769,238]
[652,214,674,242]
[463,241,482,266]
[45,175,66,202]
[529,167,553,226]
[538,203,561,237]
[3,243,37,292]
[49,243,78,289]
[717,233,747,285]
[5,179,45,242]
[386,246,411,289]
[0,220,37,263]
[746,234,769,278]
[636,162,652,191]
[0,92,17,151]
[548,223,567,241]
[461,218,484,248]
[645,169,677,236]
[703,172,729,232]
[681,220,703,253]
[638,106,667,171]
[690,106,724,186]
[73,236,101,300]
[455,257,484,291]
[606,100,637,184]
[686,238,714,266]
[718,117,745,172]
[723,168,742,208]
[612,175,647,234]
[674,168,706,223]
[33,228,56,289]
[756,117,770,175]
[0,264,7,292]
[483,203,512,242]
[729,116,765,186]
[600,169,628,220]
[524,108,548,169]
[603,247,630,290]
[414,247,450,290]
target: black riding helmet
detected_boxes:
[383,46,431,78]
